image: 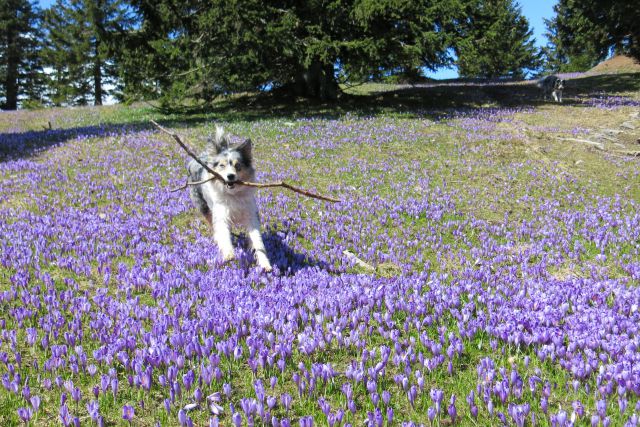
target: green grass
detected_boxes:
[1,72,639,426]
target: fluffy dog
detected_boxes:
[187,126,272,271]
[537,75,565,103]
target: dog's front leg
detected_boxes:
[212,207,235,262]
[247,213,272,271]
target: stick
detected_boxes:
[554,136,605,151]
[611,150,640,157]
[151,120,341,203]
[343,250,376,272]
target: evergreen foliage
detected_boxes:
[5,0,637,109]
[543,0,640,71]
[0,0,45,110]
[42,0,133,106]
[577,0,640,61]
[124,0,468,105]
[454,0,541,79]
[542,0,611,73]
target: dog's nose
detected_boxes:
[226,173,236,182]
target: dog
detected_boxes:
[537,75,565,103]
[187,126,272,271]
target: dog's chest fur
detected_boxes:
[201,180,257,227]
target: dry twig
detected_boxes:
[611,150,640,157]
[554,136,605,151]
[151,120,341,203]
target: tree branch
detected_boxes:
[152,120,341,203]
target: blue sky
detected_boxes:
[37,0,557,80]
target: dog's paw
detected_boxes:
[221,252,236,263]
[255,252,272,272]
[260,263,273,273]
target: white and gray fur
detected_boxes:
[187,126,271,270]
[537,75,565,103]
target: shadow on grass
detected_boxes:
[0,117,209,163]
[234,228,332,276]
[2,72,638,162]
[208,72,640,120]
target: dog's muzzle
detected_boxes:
[225,173,237,189]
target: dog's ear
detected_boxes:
[237,138,252,166]
[209,125,230,153]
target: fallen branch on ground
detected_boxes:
[151,120,341,203]
[611,150,640,157]
[343,250,376,272]
[554,136,605,151]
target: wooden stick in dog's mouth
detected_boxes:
[151,120,341,203]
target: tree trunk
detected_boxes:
[4,24,19,110]
[291,60,338,101]
[93,41,103,106]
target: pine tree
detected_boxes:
[123,0,469,105]
[454,0,541,79]
[42,0,132,106]
[542,0,610,72]
[0,0,44,110]
[545,0,640,66]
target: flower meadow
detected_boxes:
[1,87,640,426]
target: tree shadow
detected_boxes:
[2,72,638,163]
[217,71,640,117]
[0,117,210,163]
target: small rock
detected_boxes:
[620,122,636,130]
[601,128,623,135]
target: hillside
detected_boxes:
[589,54,640,74]
[0,73,639,426]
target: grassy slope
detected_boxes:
[0,73,639,426]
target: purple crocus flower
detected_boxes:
[448,394,457,423]
[122,405,135,422]
[59,404,71,427]
[430,388,444,413]
[427,406,437,423]
[17,407,32,423]
[30,395,41,412]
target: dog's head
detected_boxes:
[206,126,254,189]
[554,78,565,90]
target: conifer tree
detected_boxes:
[544,0,640,69]
[542,0,609,72]
[123,0,469,105]
[454,0,541,79]
[42,0,132,106]
[0,0,44,110]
